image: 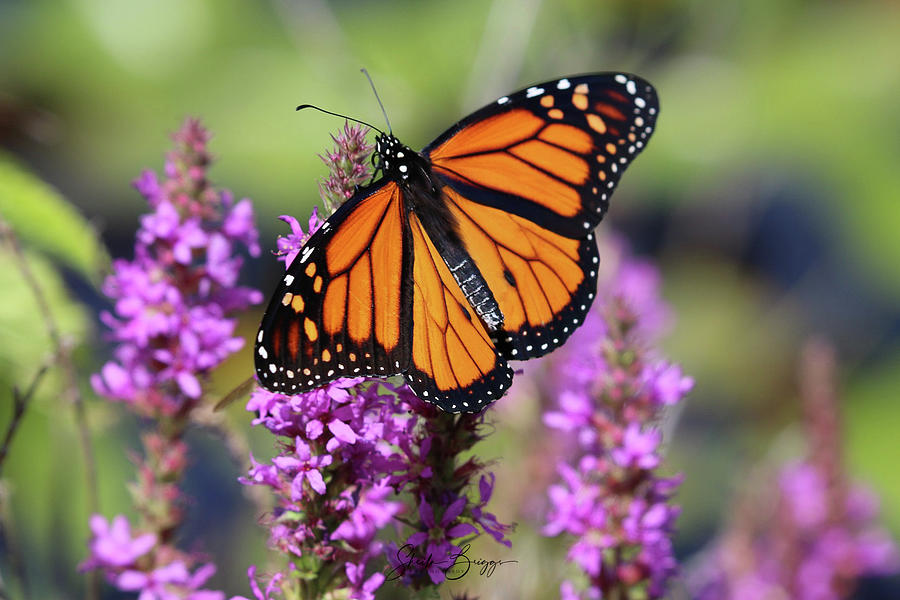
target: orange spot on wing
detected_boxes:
[369,192,404,351]
[606,143,617,154]
[321,349,331,362]
[548,108,564,119]
[313,276,323,293]
[572,93,588,110]
[305,262,316,277]
[540,95,554,107]
[574,83,589,94]
[538,124,593,154]
[291,295,305,313]
[281,292,293,306]
[586,113,607,134]
[304,318,318,342]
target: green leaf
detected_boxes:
[0,151,108,281]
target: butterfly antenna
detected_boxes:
[360,68,392,133]
[295,105,384,135]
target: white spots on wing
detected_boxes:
[257,330,264,343]
[399,165,407,173]
[557,78,571,90]
[497,96,510,104]
[615,74,627,84]
[268,364,277,374]
[299,246,314,264]
[258,346,268,359]
[635,97,646,108]
[525,86,544,98]
[626,80,637,95]
[283,274,294,286]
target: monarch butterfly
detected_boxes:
[255,73,658,413]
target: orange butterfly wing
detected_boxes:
[426,74,657,238]
[405,213,513,411]
[423,73,657,358]
[254,181,411,392]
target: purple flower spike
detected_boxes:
[238,123,511,600]
[688,341,900,599]
[541,236,690,599]
[85,119,260,600]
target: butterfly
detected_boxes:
[254,73,658,413]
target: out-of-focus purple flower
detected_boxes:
[80,515,156,570]
[688,340,900,600]
[116,561,224,600]
[541,237,691,599]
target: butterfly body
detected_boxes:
[256,73,658,412]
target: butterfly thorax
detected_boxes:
[375,132,504,333]
[375,134,433,187]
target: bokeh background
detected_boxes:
[1,0,899,598]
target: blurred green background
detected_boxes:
[1,0,899,598]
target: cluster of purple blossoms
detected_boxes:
[688,341,900,599]
[84,119,262,599]
[238,124,511,600]
[540,238,693,599]
[92,118,261,413]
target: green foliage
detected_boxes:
[0,153,108,281]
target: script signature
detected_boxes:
[385,543,518,581]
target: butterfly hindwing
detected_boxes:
[443,186,600,360]
[254,181,412,393]
[404,213,514,412]
[425,73,658,238]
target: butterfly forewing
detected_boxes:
[425,73,658,238]
[254,182,412,393]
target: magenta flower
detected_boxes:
[80,515,156,570]
[272,437,333,496]
[275,210,322,268]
